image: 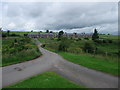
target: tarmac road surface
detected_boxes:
[1,39,118,88]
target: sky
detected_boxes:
[0,1,118,34]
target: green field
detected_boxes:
[2,37,41,66]
[2,31,41,36]
[2,31,30,36]
[7,72,84,88]
[10,31,30,36]
[99,35,119,40]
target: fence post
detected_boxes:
[81,49,82,53]
[93,50,96,56]
[105,52,108,57]
[86,50,88,53]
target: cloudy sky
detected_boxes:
[0,1,118,34]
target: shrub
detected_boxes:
[103,40,107,43]
[108,40,113,43]
[24,34,28,37]
[78,38,82,40]
[14,39,17,43]
[76,39,79,41]
[94,40,103,43]
[84,38,89,40]
[118,51,120,57]
[58,37,70,52]
[2,33,7,37]
[70,37,73,40]
[41,44,46,48]
[10,34,18,37]
[83,42,95,53]
[50,38,54,40]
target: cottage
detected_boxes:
[63,33,92,38]
[28,33,55,38]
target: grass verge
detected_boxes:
[58,52,119,76]
[45,47,119,76]
[6,72,84,88]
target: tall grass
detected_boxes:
[2,37,41,66]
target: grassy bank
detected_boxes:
[38,36,119,58]
[58,52,119,76]
[7,72,84,88]
[2,37,41,66]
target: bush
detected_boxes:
[14,39,17,43]
[70,37,73,40]
[117,50,120,57]
[76,39,80,41]
[24,34,28,37]
[83,42,95,53]
[103,40,107,43]
[94,40,103,43]
[10,34,20,37]
[76,38,82,41]
[84,38,89,40]
[41,44,46,48]
[78,38,82,40]
[58,37,70,52]
[108,40,113,43]
[2,33,7,37]
[50,38,54,40]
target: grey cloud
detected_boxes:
[1,2,118,34]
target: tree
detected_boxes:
[24,34,28,37]
[2,33,7,37]
[7,30,10,36]
[58,31,64,40]
[50,31,53,33]
[0,27,2,31]
[74,33,77,38]
[46,30,49,33]
[14,39,17,43]
[92,28,99,40]
[83,42,95,53]
[58,37,70,52]
[31,30,33,32]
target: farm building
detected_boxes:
[28,32,92,38]
[63,33,92,38]
[28,33,55,38]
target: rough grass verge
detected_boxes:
[6,72,85,88]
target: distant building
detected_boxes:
[28,33,55,38]
[63,33,92,38]
[28,32,92,38]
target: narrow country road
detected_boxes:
[1,39,118,88]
